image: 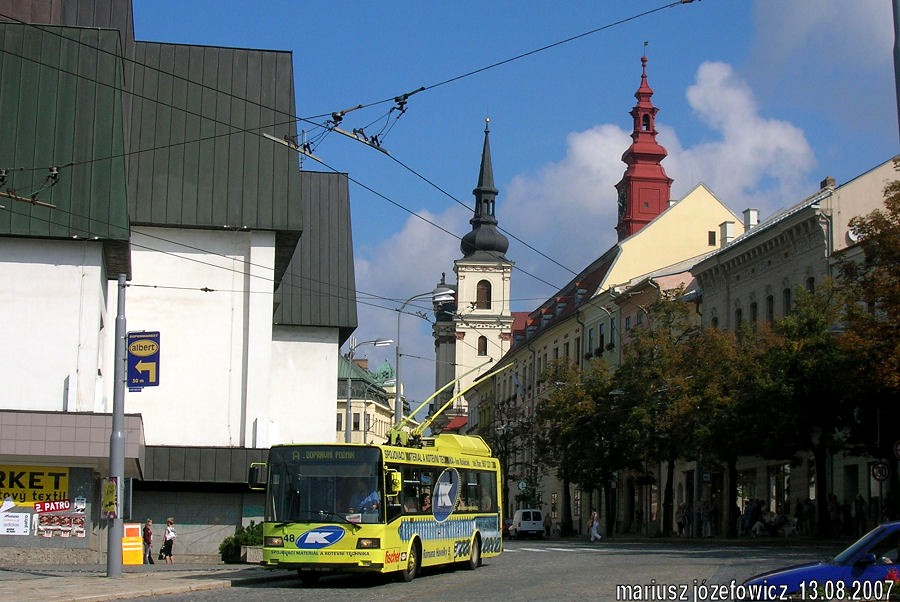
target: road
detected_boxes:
[137,539,835,601]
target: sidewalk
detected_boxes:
[0,563,293,601]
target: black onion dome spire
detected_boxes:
[460,119,509,259]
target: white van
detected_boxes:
[508,508,544,539]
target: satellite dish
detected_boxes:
[847,229,860,243]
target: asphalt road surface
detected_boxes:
[140,539,834,601]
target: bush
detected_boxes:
[218,520,263,563]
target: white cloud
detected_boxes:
[668,61,815,212]
[354,58,820,413]
[495,60,816,308]
[351,205,467,417]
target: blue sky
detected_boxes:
[134,1,897,412]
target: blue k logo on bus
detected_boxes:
[432,468,460,523]
[295,525,345,549]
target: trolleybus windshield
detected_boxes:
[266,446,384,525]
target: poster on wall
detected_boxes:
[33,514,85,538]
[101,477,118,519]
[0,512,30,536]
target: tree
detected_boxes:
[535,358,635,536]
[612,292,700,536]
[684,324,776,537]
[838,175,900,517]
[479,389,535,517]
[762,284,861,537]
[534,359,593,535]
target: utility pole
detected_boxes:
[107,274,126,577]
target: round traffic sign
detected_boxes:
[871,462,890,482]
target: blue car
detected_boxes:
[742,521,900,600]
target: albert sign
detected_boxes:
[127,331,160,389]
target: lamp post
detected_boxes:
[394,285,455,426]
[345,338,392,443]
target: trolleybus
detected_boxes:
[248,365,507,583]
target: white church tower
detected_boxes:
[432,120,513,431]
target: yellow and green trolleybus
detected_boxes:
[248,364,509,583]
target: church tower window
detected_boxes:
[476,280,491,310]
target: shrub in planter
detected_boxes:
[219,520,263,563]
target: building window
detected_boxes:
[587,328,594,355]
[477,335,488,356]
[766,295,774,324]
[642,114,650,131]
[734,308,743,327]
[353,412,360,431]
[708,231,716,246]
[749,302,758,326]
[783,288,792,315]
[336,413,342,432]
[711,316,719,328]
[598,324,605,352]
[364,413,371,434]
[563,342,569,359]
[636,311,643,326]
[476,280,491,310]
[806,277,815,293]
[625,316,632,331]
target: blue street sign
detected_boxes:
[127,331,160,389]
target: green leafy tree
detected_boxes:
[612,292,700,536]
[534,360,592,535]
[762,285,861,537]
[684,325,776,537]
[838,176,900,517]
[479,389,535,516]
[535,358,631,536]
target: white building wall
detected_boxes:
[0,238,107,412]
[243,232,274,447]
[269,325,338,445]
[108,227,274,447]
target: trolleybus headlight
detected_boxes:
[356,538,380,549]
[264,536,284,547]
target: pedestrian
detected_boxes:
[142,518,154,565]
[163,517,177,564]
[589,508,602,542]
[543,510,552,537]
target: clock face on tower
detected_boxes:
[617,188,627,218]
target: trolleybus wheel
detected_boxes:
[399,540,420,582]
[465,535,481,570]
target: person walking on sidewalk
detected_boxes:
[589,508,602,542]
[163,517,177,565]
[142,518,154,565]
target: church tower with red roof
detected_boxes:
[614,53,673,241]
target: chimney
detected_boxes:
[742,208,759,230]
[719,221,735,247]
[820,176,836,190]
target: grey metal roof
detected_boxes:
[0,22,131,274]
[1,1,358,337]
[274,170,358,342]
[127,41,302,234]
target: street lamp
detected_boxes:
[345,338,392,443]
[394,285,455,426]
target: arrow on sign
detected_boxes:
[135,360,157,383]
